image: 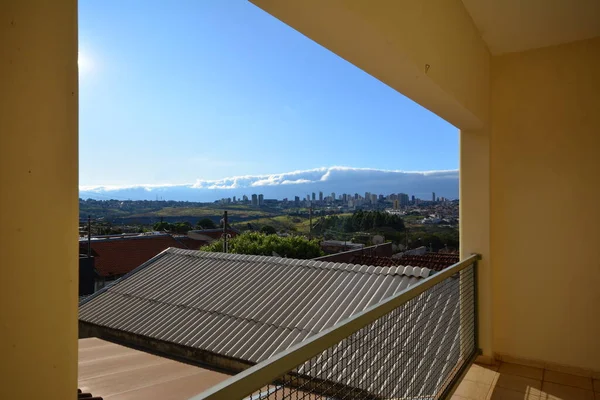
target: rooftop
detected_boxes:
[351,253,460,272]
[78,338,229,400]
[78,234,188,277]
[79,249,433,368]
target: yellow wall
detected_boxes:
[0,1,79,399]
[490,37,600,371]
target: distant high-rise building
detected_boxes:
[432,192,436,202]
[251,194,258,206]
[378,194,384,201]
[371,194,377,204]
[343,194,347,202]
[319,191,323,202]
[411,195,415,204]
[365,192,370,200]
[354,193,359,200]
[331,192,335,201]
[312,192,316,201]
[258,194,264,206]
[393,199,399,210]
[232,196,236,203]
[399,193,409,206]
[294,196,300,206]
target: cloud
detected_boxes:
[79,166,459,201]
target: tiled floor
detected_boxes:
[452,361,599,400]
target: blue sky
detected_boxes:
[79,0,458,188]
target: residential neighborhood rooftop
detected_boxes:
[352,253,460,271]
[79,249,466,398]
[79,249,433,365]
[78,234,189,277]
[78,337,230,400]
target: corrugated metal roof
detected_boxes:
[79,249,431,364]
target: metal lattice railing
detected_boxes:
[192,254,480,400]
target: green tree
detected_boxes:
[173,221,193,234]
[260,225,277,235]
[196,218,217,229]
[201,232,323,259]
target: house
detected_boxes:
[314,242,394,262]
[78,234,189,291]
[187,228,240,242]
[320,240,364,254]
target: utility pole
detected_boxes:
[87,215,92,258]
[222,211,228,253]
[309,206,313,240]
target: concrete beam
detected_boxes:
[250,0,491,129]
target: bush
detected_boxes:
[201,232,323,259]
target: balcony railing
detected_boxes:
[191,254,481,400]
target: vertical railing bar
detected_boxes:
[473,256,480,354]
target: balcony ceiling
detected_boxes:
[461,0,600,55]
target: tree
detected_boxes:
[201,232,323,259]
[260,225,277,235]
[196,218,217,229]
[173,221,192,234]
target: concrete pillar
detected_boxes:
[460,129,492,360]
[0,1,78,399]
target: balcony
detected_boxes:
[192,255,479,399]
[189,254,599,400]
[2,1,600,400]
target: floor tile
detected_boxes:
[488,386,541,400]
[495,373,542,393]
[454,379,492,400]
[542,381,594,400]
[544,370,593,390]
[476,361,501,372]
[499,363,544,381]
[465,364,501,385]
[545,362,593,378]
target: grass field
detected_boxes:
[233,215,314,233]
[129,206,273,219]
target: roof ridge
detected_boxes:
[166,248,430,278]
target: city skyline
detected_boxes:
[80,166,459,201]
